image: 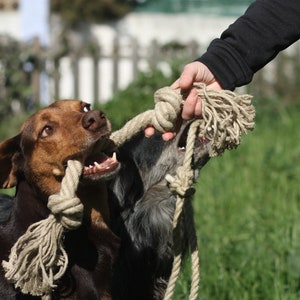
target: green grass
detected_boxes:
[174,100,300,299]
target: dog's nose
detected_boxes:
[82,110,107,131]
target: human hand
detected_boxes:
[171,61,222,119]
[145,61,222,140]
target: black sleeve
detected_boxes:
[197,0,300,90]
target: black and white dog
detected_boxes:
[109,121,210,300]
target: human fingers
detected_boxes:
[181,88,199,120]
[162,132,176,141]
[171,62,201,90]
[145,126,177,140]
[161,117,183,140]
[194,95,202,118]
[207,81,223,90]
[177,63,198,90]
[170,78,180,89]
[181,79,222,120]
[144,126,156,137]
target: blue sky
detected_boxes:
[20,0,49,46]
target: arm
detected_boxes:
[147,0,300,139]
[174,0,300,123]
[198,0,300,90]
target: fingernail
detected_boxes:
[163,132,176,141]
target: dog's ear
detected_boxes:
[0,134,22,188]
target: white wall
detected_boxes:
[115,13,237,47]
[0,11,20,38]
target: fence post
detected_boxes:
[149,39,160,69]
[93,53,99,103]
[131,38,139,80]
[53,57,60,100]
[189,40,199,58]
[31,37,41,106]
[71,52,80,99]
[112,38,120,94]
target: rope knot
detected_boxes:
[48,194,83,230]
[152,87,182,132]
[48,160,84,231]
[165,168,195,198]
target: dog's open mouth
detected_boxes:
[177,121,208,151]
[83,152,119,180]
[176,121,210,170]
[69,137,121,182]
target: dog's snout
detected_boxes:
[82,110,107,131]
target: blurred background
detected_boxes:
[1,1,300,299]
[0,0,299,121]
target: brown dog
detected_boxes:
[0,100,120,299]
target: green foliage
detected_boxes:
[175,99,300,299]
[0,112,30,197]
[50,0,138,26]
[0,112,30,141]
[135,0,253,15]
[0,36,32,120]
[100,64,182,130]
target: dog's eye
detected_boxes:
[40,125,53,138]
[83,104,91,113]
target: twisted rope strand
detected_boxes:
[163,196,184,300]
[2,160,83,297]
[164,120,202,300]
[185,199,200,300]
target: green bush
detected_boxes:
[100,63,182,130]
[175,98,300,299]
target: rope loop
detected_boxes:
[152,87,183,132]
[48,160,84,231]
[48,195,83,230]
[166,169,195,198]
[162,84,255,300]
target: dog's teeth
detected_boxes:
[94,162,101,169]
[112,152,117,161]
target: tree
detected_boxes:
[50,0,138,27]
[0,35,35,120]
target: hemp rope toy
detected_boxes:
[2,160,83,298]
[112,83,255,300]
[2,83,255,299]
[162,84,255,300]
